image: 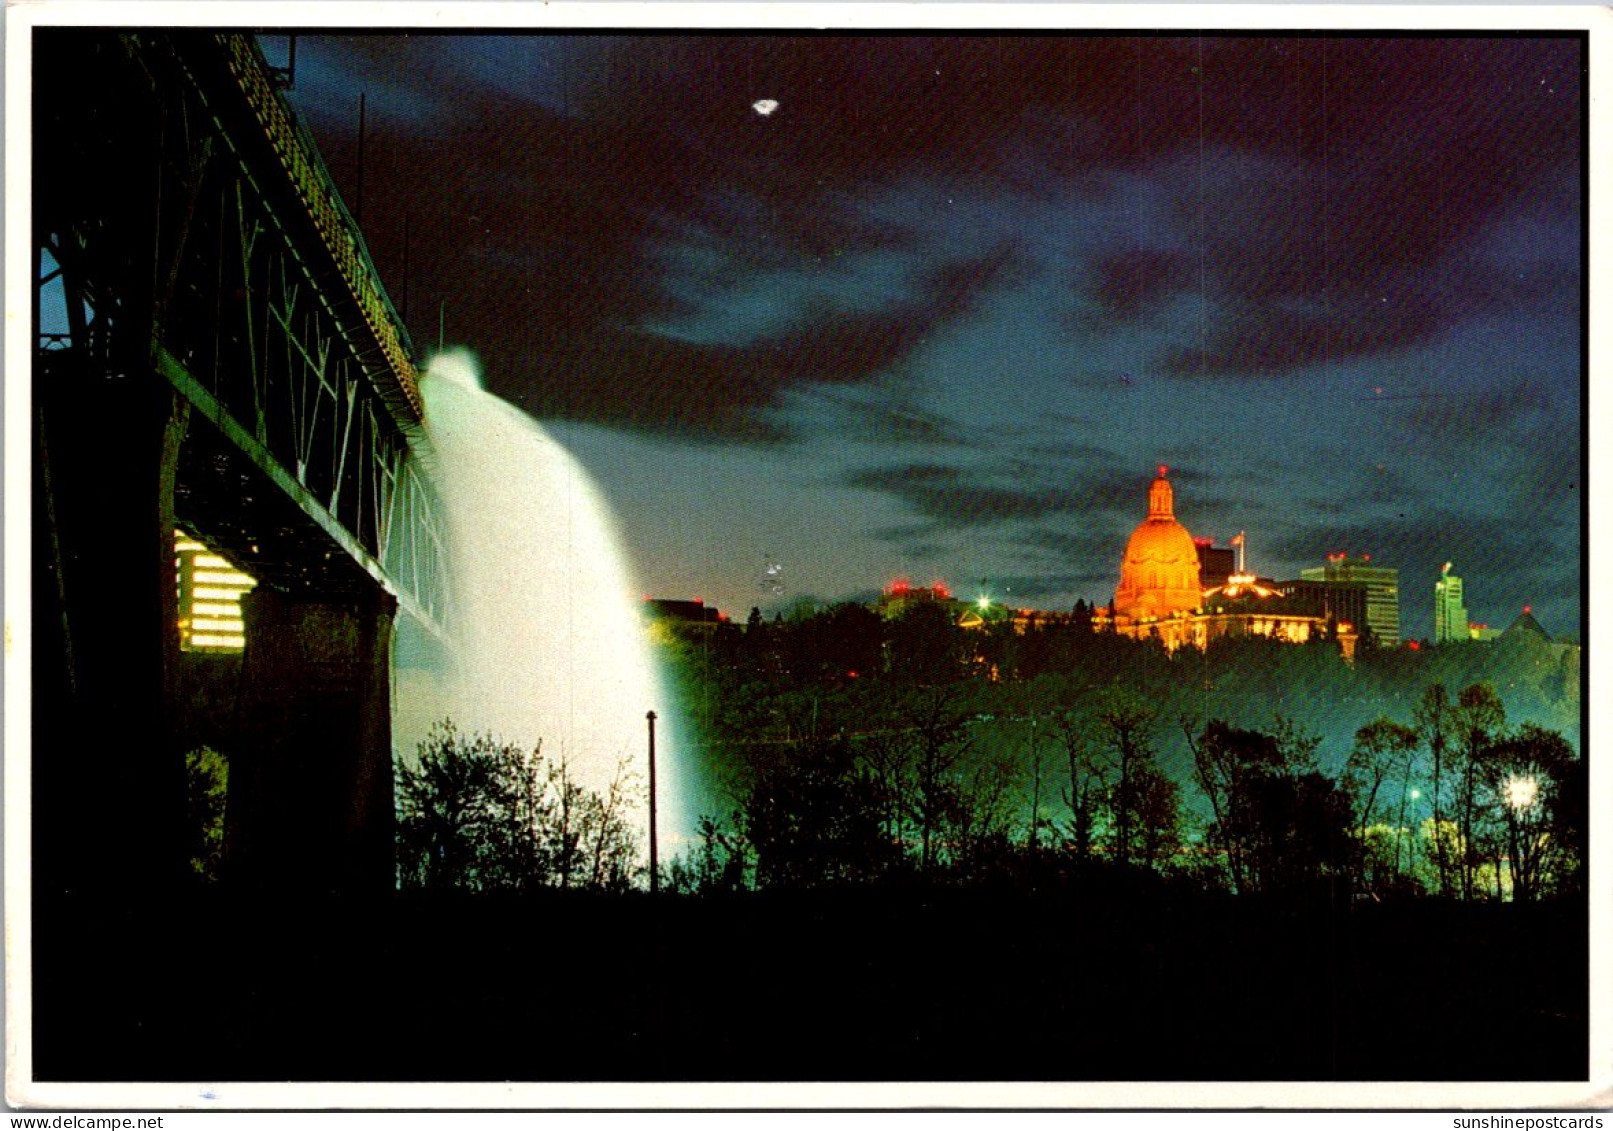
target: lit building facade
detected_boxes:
[1102,469,1356,659]
[175,530,256,652]
[644,597,727,625]
[1113,467,1203,622]
[1434,562,1469,644]
[1278,578,1369,636]
[875,579,960,621]
[1301,554,1400,648]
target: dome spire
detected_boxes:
[1115,464,1201,621]
[1148,465,1174,520]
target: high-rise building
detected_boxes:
[1301,554,1400,647]
[1277,578,1368,634]
[1194,538,1236,589]
[1434,562,1469,644]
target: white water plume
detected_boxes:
[394,349,682,867]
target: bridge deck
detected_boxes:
[33,30,450,636]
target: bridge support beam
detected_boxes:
[228,587,397,891]
[32,359,191,898]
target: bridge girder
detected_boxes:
[32,30,454,892]
[36,30,449,634]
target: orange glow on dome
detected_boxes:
[1115,468,1202,621]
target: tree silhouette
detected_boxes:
[1414,684,1455,897]
[1185,717,1352,899]
[1343,717,1419,894]
[1450,683,1506,899]
[394,722,642,893]
[740,733,900,889]
[1480,723,1577,901]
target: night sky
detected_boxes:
[264,28,1583,643]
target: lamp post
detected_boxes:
[647,710,658,894]
[1504,775,1538,902]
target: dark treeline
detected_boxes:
[653,600,1582,904]
[44,602,1585,1084]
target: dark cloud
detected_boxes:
[1017,434,1126,469]
[1016,526,1122,564]
[738,242,1030,385]
[1262,505,1573,627]
[1501,431,1580,526]
[809,388,969,447]
[345,98,1027,440]
[862,526,953,562]
[1011,529,1127,599]
[1349,462,1428,511]
[983,574,1106,604]
[284,33,1580,431]
[1123,39,1578,376]
[1084,247,1193,325]
[845,463,1081,526]
[1394,379,1557,440]
[845,453,1159,531]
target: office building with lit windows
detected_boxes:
[1434,562,1469,644]
[1300,554,1401,648]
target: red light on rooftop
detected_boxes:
[1524,605,1532,615]
[1157,464,1169,478]
[693,597,704,604]
[1193,537,1213,547]
[932,580,952,599]
[1407,640,1421,651]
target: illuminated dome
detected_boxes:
[1114,466,1202,621]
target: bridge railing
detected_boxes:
[219,34,424,427]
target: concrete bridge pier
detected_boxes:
[32,357,192,899]
[228,587,398,892]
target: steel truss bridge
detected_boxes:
[32,30,451,892]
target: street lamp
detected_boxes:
[647,710,658,895]
[1505,775,1538,811]
[1503,774,1538,902]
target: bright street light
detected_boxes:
[1505,776,1539,811]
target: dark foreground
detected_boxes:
[32,885,1586,1083]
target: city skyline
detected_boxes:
[258,26,1583,645]
[646,470,1546,648]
